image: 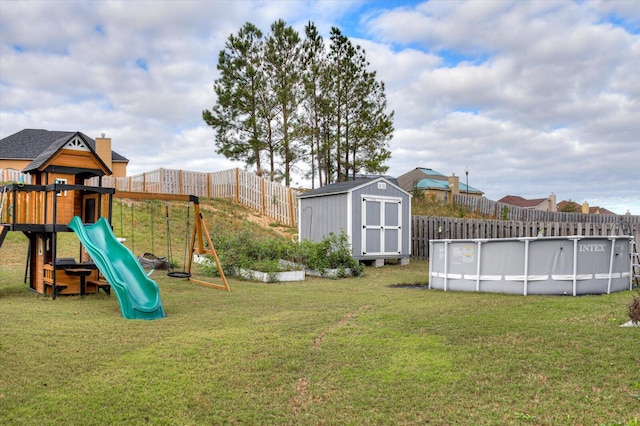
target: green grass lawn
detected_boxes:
[1,232,639,425]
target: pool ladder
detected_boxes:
[631,240,640,288]
[612,220,639,288]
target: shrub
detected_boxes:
[628,289,640,324]
[322,231,363,276]
[198,230,362,279]
[501,206,509,221]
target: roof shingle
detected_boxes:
[0,129,128,162]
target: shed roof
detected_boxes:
[298,176,409,199]
[0,129,128,162]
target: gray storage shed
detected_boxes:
[297,177,412,262]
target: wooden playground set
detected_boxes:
[0,132,228,310]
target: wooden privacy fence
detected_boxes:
[411,216,640,260]
[86,168,299,227]
[455,194,640,224]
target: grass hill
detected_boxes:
[411,195,488,218]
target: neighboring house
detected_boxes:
[0,129,128,178]
[397,167,483,202]
[498,194,558,212]
[500,195,616,215]
[557,200,616,215]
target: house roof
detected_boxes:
[0,129,128,163]
[557,200,616,215]
[415,177,482,194]
[297,176,408,199]
[498,195,549,208]
[415,178,450,191]
[397,166,484,195]
[416,167,447,179]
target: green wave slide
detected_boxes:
[68,216,166,320]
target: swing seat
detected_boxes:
[138,252,170,270]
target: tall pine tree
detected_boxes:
[204,21,394,187]
[301,22,327,188]
[203,22,266,176]
[264,20,302,186]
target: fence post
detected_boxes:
[235,168,239,204]
[288,188,296,228]
[261,178,266,216]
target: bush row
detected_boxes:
[200,230,363,278]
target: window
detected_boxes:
[55,178,67,196]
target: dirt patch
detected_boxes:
[388,282,429,289]
[198,202,295,239]
[313,305,370,348]
[291,305,370,417]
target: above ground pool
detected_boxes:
[429,235,635,295]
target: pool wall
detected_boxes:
[428,236,634,295]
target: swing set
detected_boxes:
[114,191,230,291]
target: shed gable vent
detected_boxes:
[64,136,90,152]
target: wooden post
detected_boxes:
[188,210,230,291]
[288,188,296,228]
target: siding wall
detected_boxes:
[298,193,349,242]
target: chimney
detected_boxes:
[548,193,557,212]
[582,201,589,214]
[95,134,112,174]
[448,174,459,204]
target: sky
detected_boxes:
[1,0,639,214]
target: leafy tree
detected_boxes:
[560,200,581,213]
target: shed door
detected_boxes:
[361,196,402,256]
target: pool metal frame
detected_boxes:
[429,235,635,296]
